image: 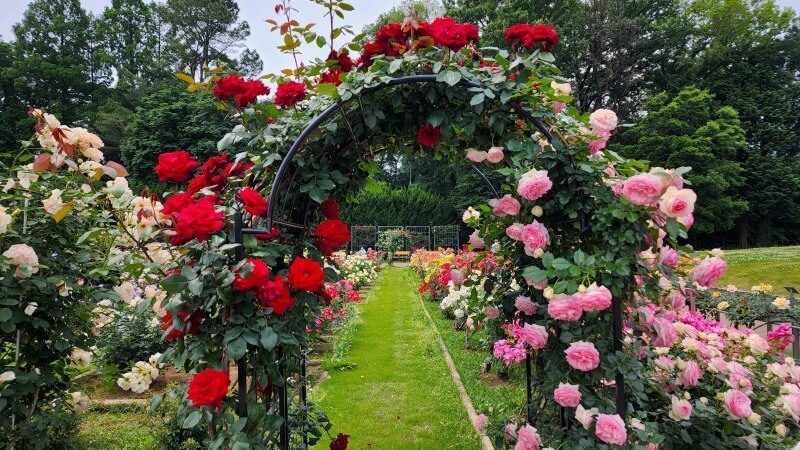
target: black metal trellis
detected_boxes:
[231,74,625,448]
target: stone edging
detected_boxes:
[417,294,495,450]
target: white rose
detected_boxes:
[3,244,39,278]
[24,302,38,315]
[773,297,790,310]
[42,189,64,215]
[0,371,15,382]
[0,206,12,234]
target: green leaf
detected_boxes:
[0,308,11,322]
[389,59,403,74]
[539,52,555,62]
[439,70,461,86]
[317,83,339,98]
[521,266,547,282]
[470,92,485,106]
[160,274,188,294]
[260,327,278,350]
[182,410,203,429]
[551,258,572,270]
[187,277,204,296]
[228,338,247,361]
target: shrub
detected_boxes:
[96,310,168,371]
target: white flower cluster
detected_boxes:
[69,347,92,367]
[440,283,473,319]
[68,391,91,414]
[116,353,164,394]
[125,196,171,240]
[91,299,117,330]
[340,254,378,288]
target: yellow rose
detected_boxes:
[717,301,730,311]
[772,296,790,310]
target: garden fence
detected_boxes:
[349,225,460,252]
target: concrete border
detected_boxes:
[417,294,495,450]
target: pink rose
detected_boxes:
[594,413,627,446]
[589,131,610,155]
[651,317,677,348]
[469,231,485,249]
[575,404,597,429]
[680,360,701,387]
[547,294,583,321]
[723,389,752,419]
[466,148,488,162]
[727,373,753,394]
[521,220,549,253]
[780,394,800,421]
[655,356,674,371]
[3,244,39,278]
[668,396,692,421]
[658,246,679,267]
[515,295,538,315]
[707,357,729,374]
[450,269,464,286]
[515,424,542,450]
[576,283,612,312]
[506,223,524,241]
[531,279,548,290]
[589,109,618,133]
[517,323,548,349]
[553,383,581,407]
[622,173,664,206]
[504,423,518,442]
[474,413,488,433]
[659,187,696,218]
[692,256,727,287]
[552,102,566,115]
[678,213,694,230]
[489,195,521,217]
[565,341,600,372]
[483,306,501,319]
[517,169,552,201]
[486,146,504,163]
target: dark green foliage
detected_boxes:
[613,87,749,243]
[154,394,209,450]
[96,312,168,371]
[341,181,456,225]
[120,85,234,184]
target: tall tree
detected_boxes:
[613,87,749,246]
[10,0,108,124]
[97,0,167,82]
[158,0,262,79]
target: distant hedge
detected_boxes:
[341,182,456,225]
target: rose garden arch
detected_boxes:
[231,74,625,448]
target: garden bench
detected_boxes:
[393,250,411,261]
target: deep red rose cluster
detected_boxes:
[161,310,203,340]
[287,257,325,292]
[504,23,559,51]
[320,51,355,86]
[360,18,479,66]
[237,187,268,216]
[233,257,269,291]
[187,368,229,409]
[416,124,441,147]
[274,81,307,108]
[171,196,225,245]
[321,198,339,219]
[257,275,295,314]
[154,150,200,183]
[214,74,271,108]
[314,219,351,255]
[330,433,349,450]
[187,153,253,194]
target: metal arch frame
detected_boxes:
[233,74,625,449]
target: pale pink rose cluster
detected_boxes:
[691,256,727,288]
[564,341,601,372]
[489,195,521,217]
[521,221,549,256]
[668,395,692,421]
[553,382,581,407]
[594,413,627,446]
[465,146,504,163]
[494,339,527,366]
[517,169,553,201]
[514,424,543,450]
[515,295,538,315]
[510,321,548,350]
[3,244,39,278]
[547,283,613,321]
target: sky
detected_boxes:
[0,0,405,77]
[1,0,799,78]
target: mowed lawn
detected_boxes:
[717,246,800,294]
[312,266,480,449]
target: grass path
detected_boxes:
[312,266,480,449]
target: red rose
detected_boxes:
[327,50,354,72]
[187,369,229,409]
[416,125,440,147]
[427,18,478,51]
[257,276,295,314]
[274,81,307,108]
[222,161,253,180]
[359,42,385,67]
[330,433,349,450]
[314,219,351,255]
[214,75,271,108]
[321,198,339,219]
[504,23,533,48]
[255,227,282,241]
[237,188,268,216]
[161,191,195,216]
[233,257,269,291]
[319,70,344,86]
[154,150,200,183]
[171,197,225,245]
[287,257,325,292]
[161,310,202,339]
[527,23,559,51]
[375,23,407,47]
